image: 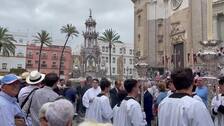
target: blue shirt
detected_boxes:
[196,86,208,106]
[0,91,26,126]
[156,92,167,105]
[63,87,76,103]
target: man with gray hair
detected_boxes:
[44,99,74,126]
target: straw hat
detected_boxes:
[26,71,45,85]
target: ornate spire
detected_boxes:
[85,9,96,27]
[89,8,92,17]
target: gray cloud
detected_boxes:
[0,0,134,53]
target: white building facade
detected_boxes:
[0,32,28,73]
[98,41,135,80]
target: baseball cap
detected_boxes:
[1,74,19,85]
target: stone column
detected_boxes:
[207,0,213,40]
[213,14,218,40]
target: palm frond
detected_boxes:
[98,28,123,43]
[61,24,79,39]
[33,30,52,46]
[0,27,16,56]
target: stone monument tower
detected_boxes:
[80,9,101,77]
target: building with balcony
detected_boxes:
[0,32,28,74]
[26,44,73,80]
[98,41,135,80]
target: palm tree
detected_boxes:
[98,29,122,79]
[60,24,79,77]
[0,27,16,56]
[33,30,52,72]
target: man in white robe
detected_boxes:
[211,77,224,126]
[82,79,101,113]
[85,79,112,123]
[158,68,214,126]
[112,90,127,125]
[113,79,146,126]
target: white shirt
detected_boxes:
[211,94,224,126]
[113,97,146,126]
[158,95,214,126]
[167,90,173,96]
[85,95,112,123]
[113,105,121,126]
[193,94,203,103]
[18,85,39,105]
[82,87,101,108]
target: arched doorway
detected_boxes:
[173,43,184,69]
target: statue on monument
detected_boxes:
[87,57,96,71]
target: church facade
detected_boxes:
[131,0,208,72]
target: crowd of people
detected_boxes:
[0,67,224,126]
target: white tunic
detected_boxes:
[85,95,112,123]
[158,95,214,126]
[193,94,203,103]
[82,87,101,108]
[113,105,120,126]
[211,94,224,126]
[113,98,146,126]
[167,90,173,96]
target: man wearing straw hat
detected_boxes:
[18,70,45,126]
[19,72,30,89]
[29,72,59,126]
[18,71,45,106]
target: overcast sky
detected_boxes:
[0,0,134,53]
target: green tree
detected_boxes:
[33,30,52,72]
[0,27,16,56]
[98,29,122,79]
[10,68,26,76]
[60,24,79,77]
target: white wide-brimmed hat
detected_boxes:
[26,71,45,85]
